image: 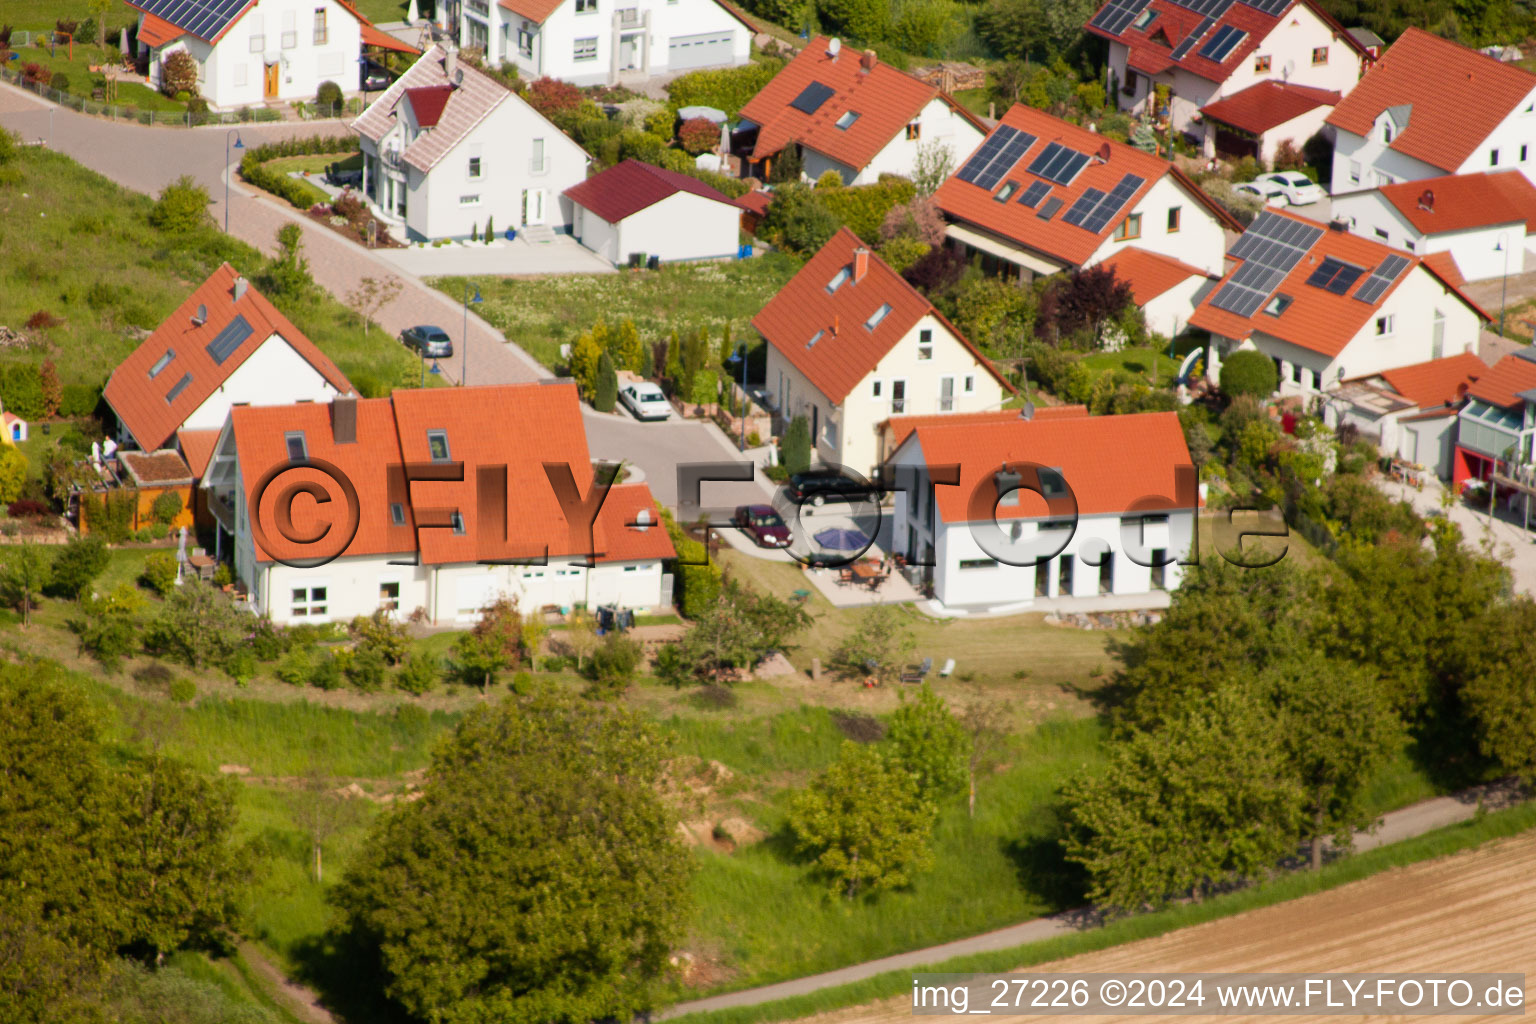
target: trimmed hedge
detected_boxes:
[240,134,361,210]
[666,59,784,118]
[817,176,917,240]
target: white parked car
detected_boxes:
[619,382,672,421]
[1255,171,1326,206]
[1234,179,1290,206]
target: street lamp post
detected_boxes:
[462,284,482,386]
[224,129,244,234]
[729,342,748,449]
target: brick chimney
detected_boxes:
[832,314,840,337]
[860,49,876,71]
[852,246,869,282]
[331,393,357,444]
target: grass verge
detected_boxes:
[663,799,1536,1024]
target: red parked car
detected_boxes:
[732,504,790,548]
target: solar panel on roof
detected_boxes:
[955,126,1013,184]
[973,129,1036,190]
[1089,0,1153,35]
[1305,257,1366,295]
[790,81,835,115]
[1209,211,1324,317]
[206,314,254,366]
[1017,181,1051,207]
[1237,0,1288,15]
[133,0,251,43]
[1028,142,1090,185]
[1085,173,1145,233]
[1037,197,1064,220]
[1170,16,1215,59]
[1062,188,1107,228]
[1197,24,1247,61]
[1353,254,1411,304]
[1167,0,1233,17]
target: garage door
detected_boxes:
[668,31,735,70]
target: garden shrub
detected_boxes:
[396,652,440,695]
[678,117,718,155]
[1219,349,1279,398]
[315,80,342,111]
[160,51,198,99]
[169,677,196,703]
[140,552,178,597]
[148,175,210,232]
[661,509,722,619]
[7,498,48,518]
[223,646,258,684]
[815,169,844,189]
[150,489,183,526]
[346,646,388,692]
[50,71,69,92]
[24,310,63,330]
[0,363,45,419]
[665,60,783,117]
[761,186,839,255]
[818,176,917,241]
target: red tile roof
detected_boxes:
[884,406,1088,453]
[1097,248,1211,304]
[564,159,736,223]
[1466,351,1536,409]
[1198,81,1340,134]
[230,383,673,566]
[1189,211,1488,357]
[735,190,773,216]
[1326,28,1536,173]
[404,85,454,128]
[136,12,185,47]
[176,428,221,479]
[125,0,257,44]
[104,265,353,452]
[738,37,985,172]
[753,228,1012,404]
[1420,250,1467,289]
[934,104,1240,267]
[1086,0,1362,86]
[1375,171,1536,235]
[905,411,1195,524]
[1375,351,1487,409]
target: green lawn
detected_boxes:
[4,40,188,111]
[0,143,417,400]
[1081,344,1184,381]
[434,253,803,372]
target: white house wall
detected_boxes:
[574,206,622,263]
[889,440,1194,610]
[1253,105,1334,165]
[597,190,740,263]
[1085,175,1228,276]
[393,95,587,241]
[1143,274,1215,338]
[1400,414,1459,478]
[766,312,1007,478]
[174,335,342,438]
[850,98,986,186]
[1328,189,1526,280]
[147,0,364,110]
[466,0,749,85]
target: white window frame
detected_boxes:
[1376,314,1394,337]
[574,36,598,60]
[871,379,882,399]
[378,579,401,612]
[963,374,975,393]
[917,327,933,360]
[290,583,329,618]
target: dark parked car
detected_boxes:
[784,469,880,506]
[325,163,363,188]
[733,504,790,548]
[401,325,453,359]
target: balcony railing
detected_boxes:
[618,8,641,26]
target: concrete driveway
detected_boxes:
[374,234,615,278]
[581,409,769,513]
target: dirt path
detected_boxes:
[799,829,1536,1024]
[662,781,1527,1018]
[238,942,337,1024]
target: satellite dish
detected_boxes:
[828,37,841,59]
[454,68,464,85]
[191,303,207,327]
[636,508,652,531]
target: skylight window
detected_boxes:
[285,431,308,463]
[148,350,175,379]
[826,266,851,293]
[1132,7,1157,29]
[451,511,467,535]
[994,180,1020,202]
[164,373,192,404]
[865,303,893,330]
[390,503,406,526]
[807,329,825,348]
[835,110,860,129]
[1263,293,1293,316]
[427,429,451,462]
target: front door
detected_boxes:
[521,188,545,226]
[264,62,279,98]
[619,34,639,70]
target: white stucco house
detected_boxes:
[1097,248,1216,338]
[564,159,741,264]
[459,0,755,85]
[1083,0,1365,145]
[351,44,589,241]
[735,36,987,186]
[104,264,353,456]
[1189,209,1489,404]
[888,407,1197,612]
[934,104,1239,282]
[753,228,1013,479]
[127,0,416,109]
[1327,28,1536,194]
[1329,351,1486,478]
[202,382,675,625]
[1329,171,1536,282]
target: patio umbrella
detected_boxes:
[119,26,129,56]
[813,527,869,550]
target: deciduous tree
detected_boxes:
[832,604,916,686]
[960,697,1013,817]
[48,533,109,600]
[0,542,50,627]
[344,275,403,334]
[1451,597,1536,783]
[331,691,691,1024]
[886,683,968,798]
[789,741,937,898]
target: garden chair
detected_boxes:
[899,657,932,684]
[939,658,955,678]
